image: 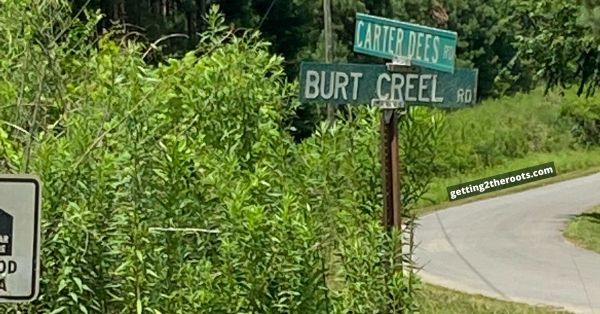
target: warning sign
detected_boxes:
[0,175,41,302]
[0,210,13,256]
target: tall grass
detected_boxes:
[433,89,577,177]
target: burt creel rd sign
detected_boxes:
[299,62,478,108]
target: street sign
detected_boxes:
[0,175,41,302]
[353,13,458,73]
[299,62,478,108]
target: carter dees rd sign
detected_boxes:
[299,62,478,108]
[354,13,458,73]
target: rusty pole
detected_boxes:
[379,57,412,314]
[380,109,402,231]
[380,107,404,314]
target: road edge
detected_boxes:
[417,167,600,217]
[415,172,600,314]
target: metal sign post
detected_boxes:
[376,101,403,232]
[373,56,412,232]
[375,57,414,314]
[351,8,461,233]
[297,12,464,312]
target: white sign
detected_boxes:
[0,175,41,302]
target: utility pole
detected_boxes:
[323,0,335,121]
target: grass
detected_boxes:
[415,148,600,215]
[418,283,572,314]
[430,89,575,178]
[564,205,600,254]
[413,87,600,212]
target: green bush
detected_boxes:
[432,90,577,177]
[0,1,445,313]
[561,97,600,146]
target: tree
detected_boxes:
[512,0,600,96]
[582,0,600,35]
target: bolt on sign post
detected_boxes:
[0,175,41,302]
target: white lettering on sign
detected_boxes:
[304,68,453,104]
[373,24,381,51]
[395,29,404,56]
[382,26,389,51]
[390,74,405,102]
[377,73,391,100]
[364,23,372,49]
[375,73,444,103]
[405,74,418,102]
[432,37,441,63]
[443,44,453,60]
[320,71,335,99]
[334,72,349,100]
[0,235,9,254]
[350,72,363,100]
[416,33,424,60]
[418,74,432,102]
[424,34,432,62]
[407,30,440,63]
[408,31,417,59]
[387,27,395,54]
[304,70,364,101]
[356,21,444,64]
[356,21,365,48]
[305,70,320,99]
[457,88,474,103]
[431,75,443,102]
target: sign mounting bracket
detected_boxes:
[371,99,407,122]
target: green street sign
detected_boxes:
[353,13,458,73]
[299,62,478,108]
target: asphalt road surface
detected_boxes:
[415,172,600,314]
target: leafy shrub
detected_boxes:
[0,1,444,313]
[561,97,600,146]
[432,90,577,177]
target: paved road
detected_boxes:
[415,172,600,314]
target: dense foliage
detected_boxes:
[433,90,577,177]
[1,1,600,313]
[561,97,600,147]
[0,1,448,312]
[69,1,600,98]
[65,0,600,149]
